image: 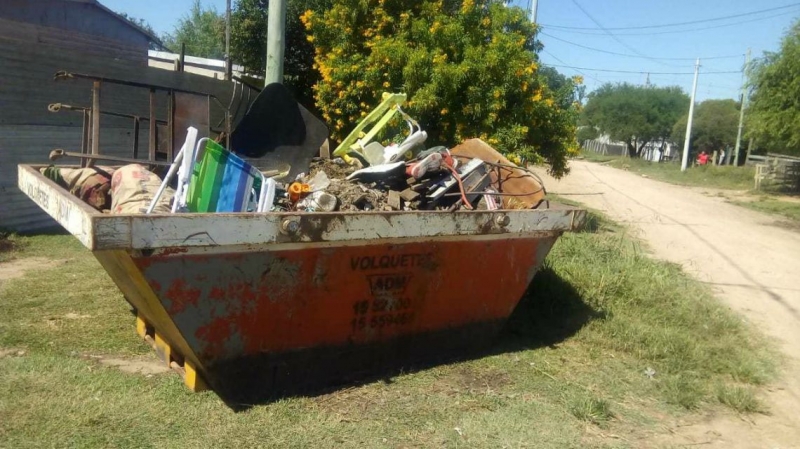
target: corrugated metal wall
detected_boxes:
[0,17,257,232]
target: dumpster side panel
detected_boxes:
[94,250,203,370]
[132,234,558,401]
[17,165,96,248]
[133,235,556,363]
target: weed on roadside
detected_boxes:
[716,384,764,414]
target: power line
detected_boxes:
[542,9,799,36]
[541,2,800,31]
[540,49,603,84]
[540,31,744,61]
[544,64,740,75]
[568,0,681,68]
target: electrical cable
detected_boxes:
[451,156,548,194]
[568,0,683,68]
[444,165,473,210]
[540,49,604,84]
[540,32,743,62]
[541,2,800,31]
[541,10,799,36]
[543,64,740,75]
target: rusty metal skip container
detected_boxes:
[18,163,585,406]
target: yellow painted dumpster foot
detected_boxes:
[135,312,208,392]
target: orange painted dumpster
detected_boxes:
[18,164,585,405]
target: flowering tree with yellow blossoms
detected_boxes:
[301,0,581,175]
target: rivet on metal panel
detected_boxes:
[495,214,511,227]
[281,218,301,235]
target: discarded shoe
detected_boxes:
[408,152,443,179]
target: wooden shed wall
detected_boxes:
[0,18,257,232]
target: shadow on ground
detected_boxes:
[216,266,601,411]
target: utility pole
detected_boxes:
[733,48,751,166]
[681,58,701,172]
[265,0,287,85]
[225,0,231,80]
[529,0,539,23]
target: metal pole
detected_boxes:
[530,0,539,23]
[265,0,287,85]
[90,81,101,168]
[746,138,754,163]
[149,89,157,161]
[225,0,232,80]
[681,58,700,172]
[733,48,751,167]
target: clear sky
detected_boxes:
[102,0,800,101]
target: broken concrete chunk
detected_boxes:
[388,190,402,210]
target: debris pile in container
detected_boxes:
[40,91,547,215]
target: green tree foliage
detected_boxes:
[303,0,581,175]
[162,0,226,59]
[231,0,330,109]
[671,99,740,155]
[747,19,800,157]
[576,126,598,144]
[540,66,586,107]
[581,83,689,157]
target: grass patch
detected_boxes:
[716,384,764,413]
[580,152,756,190]
[567,395,614,426]
[0,218,775,447]
[732,197,800,222]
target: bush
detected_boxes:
[302,0,581,176]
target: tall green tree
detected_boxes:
[581,83,689,157]
[231,0,330,109]
[671,99,740,155]
[162,0,226,59]
[304,0,581,175]
[747,19,800,157]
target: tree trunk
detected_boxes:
[637,140,648,158]
[626,141,637,158]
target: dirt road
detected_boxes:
[536,160,800,448]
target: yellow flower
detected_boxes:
[300,10,314,28]
[383,81,390,88]
[481,17,490,27]
[440,108,449,115]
